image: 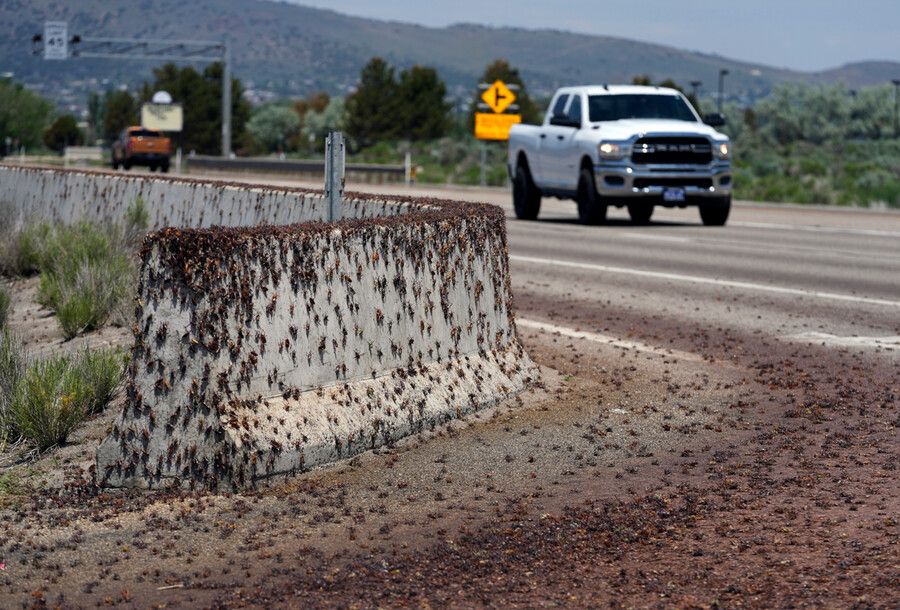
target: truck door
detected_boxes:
[534,93,569,187]
[559,95,584,190]
[542,94,581,189]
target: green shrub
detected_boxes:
[124,197,149,242]
[0,222,51,277]
[0,331,27,445]
[23,222,134,338]
[0,285,9,328]
[9,346,123,451]
[47,257,131,339]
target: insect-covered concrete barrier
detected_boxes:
[0,164,406,228]
[0,164,536,489]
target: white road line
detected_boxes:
[789,332,900,349]
[621,232,692,243]
[516,317,705,363]
[509,254,900,308]
[731,221,900,239]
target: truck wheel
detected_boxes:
[123,160,132,171]
[628,204,654,225]
[160,162,170,174]
[111,159,119,170]
[513,164,541,220]
[576,168,607,225]
[699,196,731,226]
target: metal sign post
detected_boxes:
[324,131,345,222]
[474,79,522,186]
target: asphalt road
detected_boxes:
[202,173,900,360]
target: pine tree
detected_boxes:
[345,58,400,149]
[396,65,450,141]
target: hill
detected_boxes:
[3,0,897,105]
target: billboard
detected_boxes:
[141,103,183,132]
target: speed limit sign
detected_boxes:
[43,22,68,60]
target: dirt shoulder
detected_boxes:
[0,276,897,609]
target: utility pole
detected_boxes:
[717,69,729,114]
[690,80,702,99]
[893,79,900,139]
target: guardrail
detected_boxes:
[185,155,409,183]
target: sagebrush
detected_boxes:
[7,346,123,451]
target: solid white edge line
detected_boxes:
[731,221,900,239]
[509,254,900,308]
[789,332,900,348]
[516,318,705,363]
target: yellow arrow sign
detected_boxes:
[481,80,516,114]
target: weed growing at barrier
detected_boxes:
[7,345,124,451]
[0,285,10,328]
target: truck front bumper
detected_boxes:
[593,161,732,200]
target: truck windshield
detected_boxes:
[130,129,161,137]
[588,95,697,122]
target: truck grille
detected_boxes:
[631,137,712,165]
[633,177,713,189]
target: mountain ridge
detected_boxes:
[3,0,897,105]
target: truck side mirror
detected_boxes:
[703,113,726,127]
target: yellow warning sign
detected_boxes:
[475,112,521,141]
[481,80,516,114]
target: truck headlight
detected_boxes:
[598,142,629,160]
[715,142,730,160]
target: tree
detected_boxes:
[247,104,301,152]
[345,58,400,148]
[0,80,55,150]
[301,98,347,152]
[42,115,83,153]
[103,90,137,143]
[471,60,542,127]
[140,62,250,155]
[396,65,450,141]
[293,91,330,121]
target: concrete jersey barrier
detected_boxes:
[0,164,537,489]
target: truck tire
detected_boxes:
[576,168,607,225]
[699,196,731,226]
[628,204,654,225]
[160,161,170,173]
[123,160,132,171]
[513,164,541,220]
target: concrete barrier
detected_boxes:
[1,165,536,489]
[0,164,407,229]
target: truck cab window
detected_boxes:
[551,94,569,118]
[567,96,582,125]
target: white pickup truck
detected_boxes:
[508,85,732,225]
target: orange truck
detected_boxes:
[111,126,172,172]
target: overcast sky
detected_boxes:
[288,0,899,71]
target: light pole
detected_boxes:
[892,79,900,138]
[717,69,729,114]
[690,80,702,99]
